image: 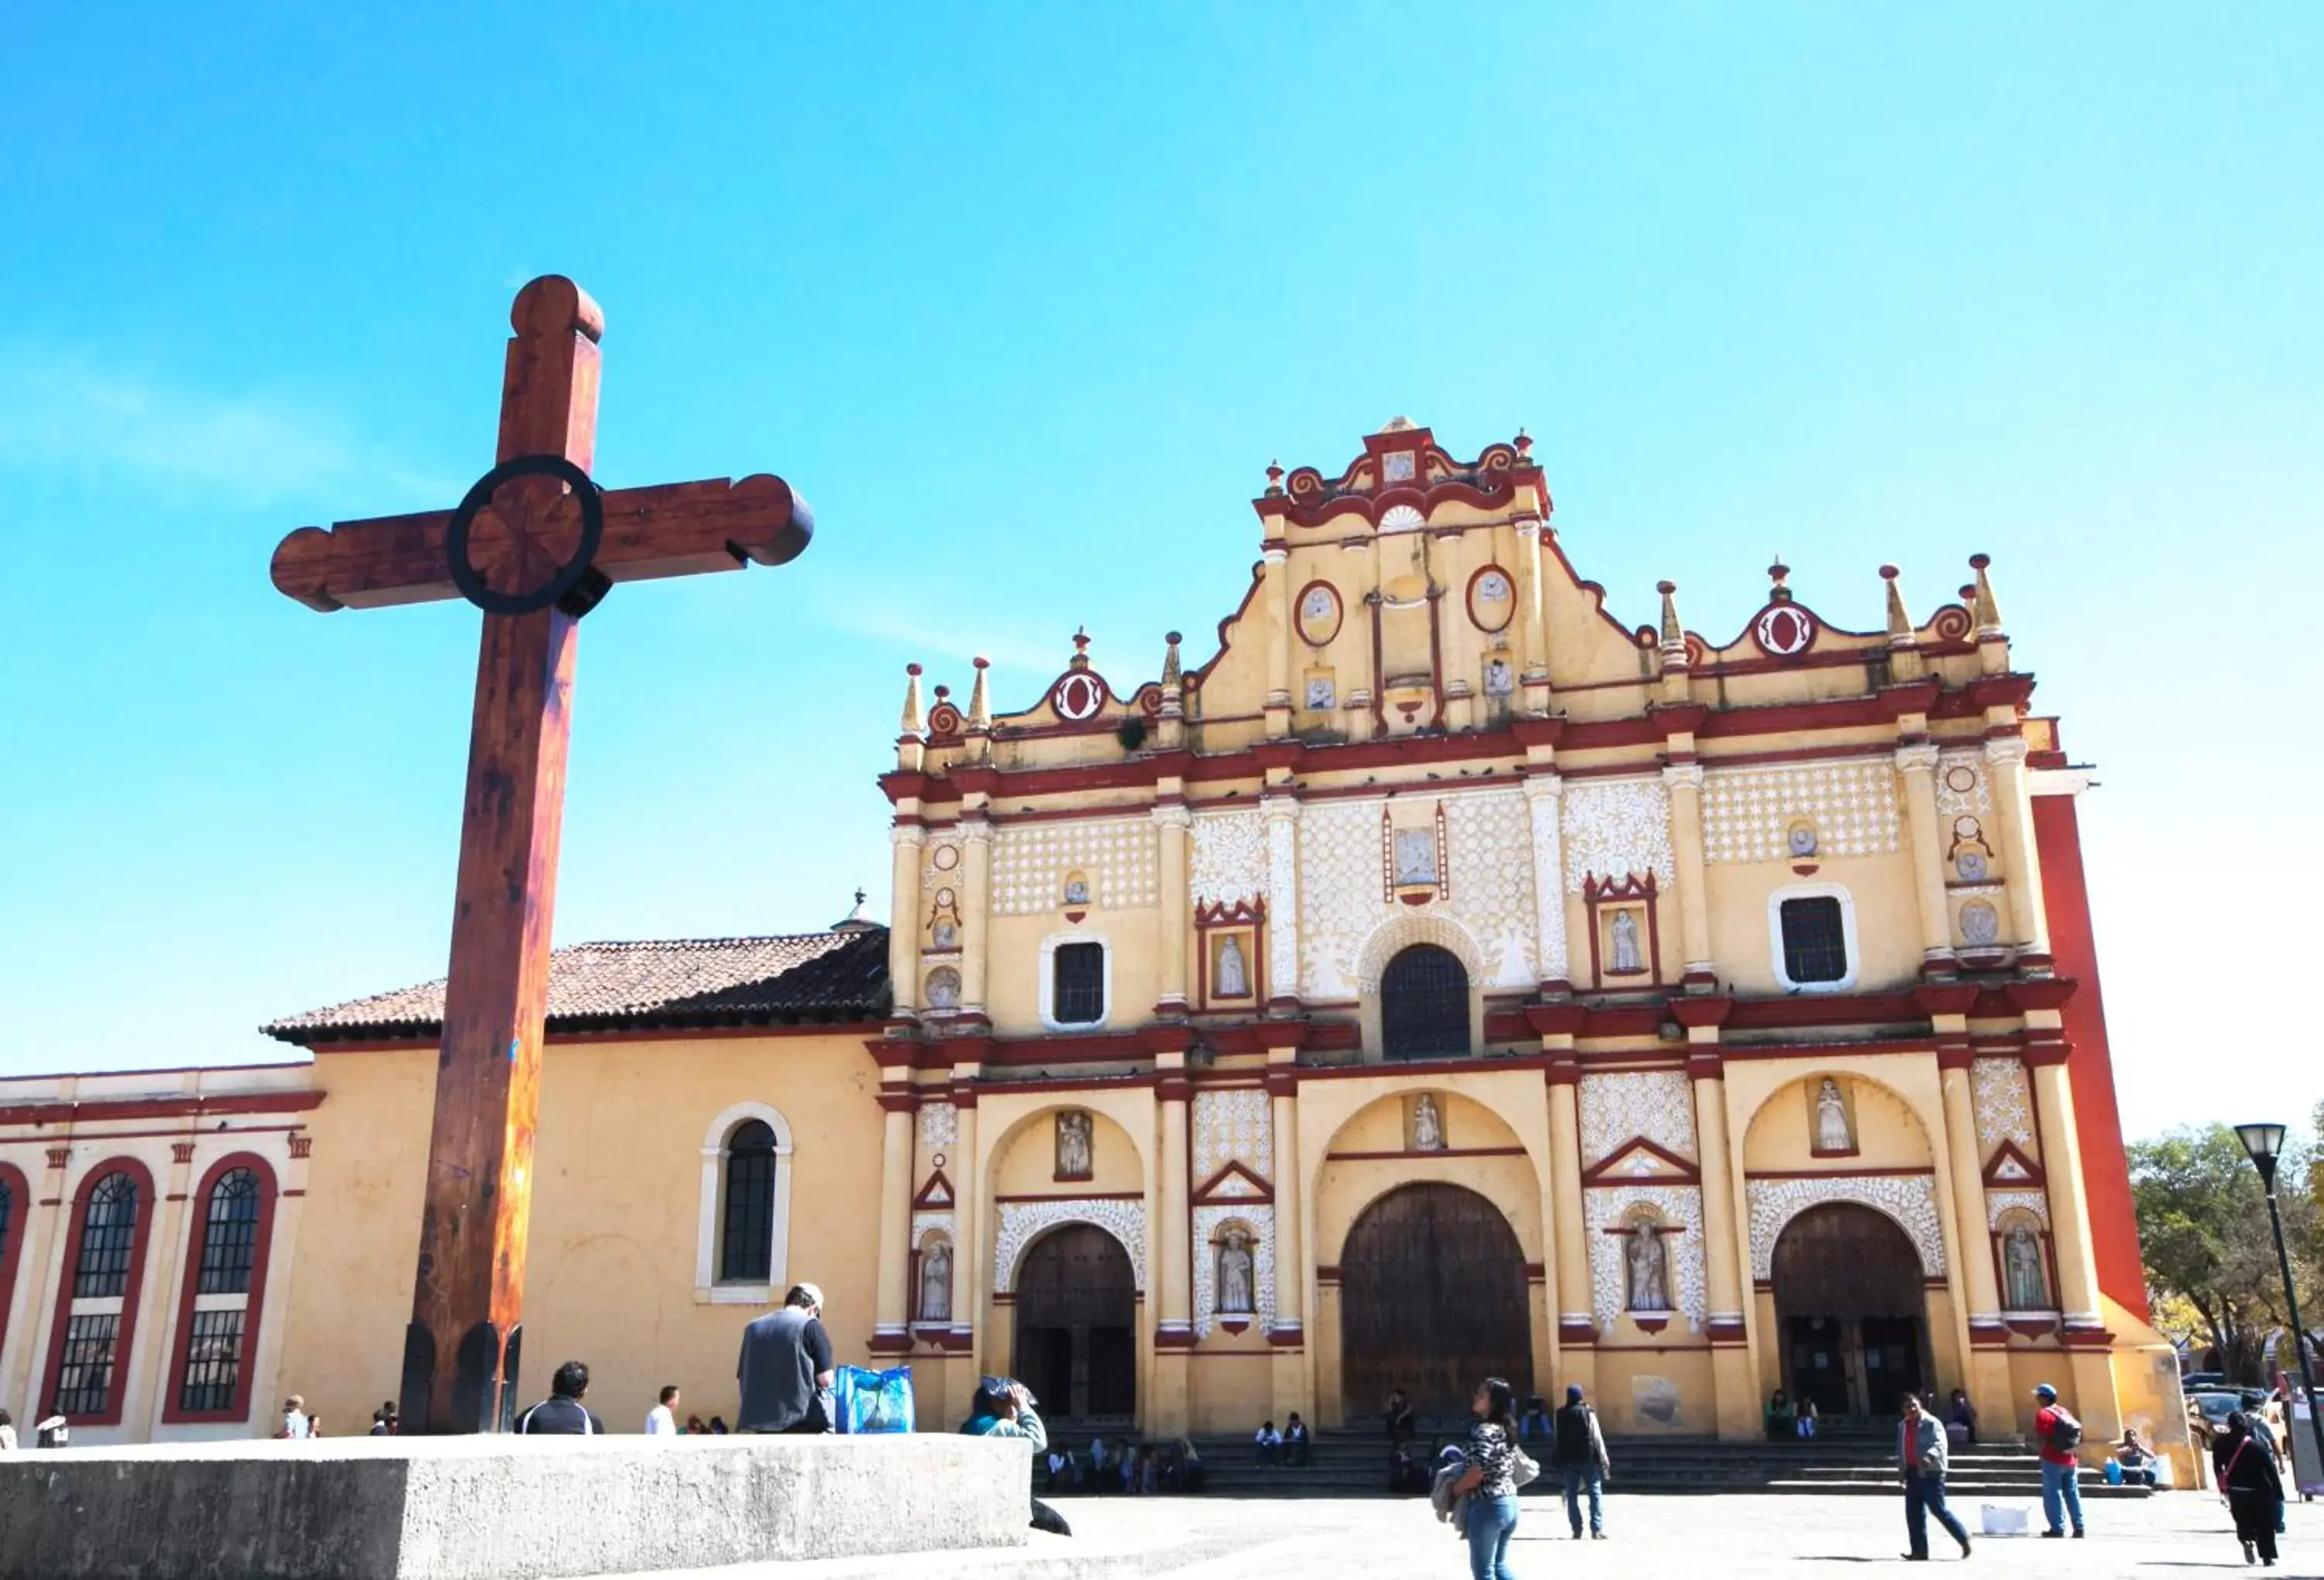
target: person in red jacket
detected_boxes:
[2032,1383,2085,1538]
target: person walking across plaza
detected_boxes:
[515,1360,607,1434]
[1449,1376,1525,1580]
[2031,1383,2085,1538]
[1549,1384,1611,1540]
[645,1385,681,1437]
[2216,1410,2285,1567]
[737,1283,834,1434]
[1897,1393,1972,1561]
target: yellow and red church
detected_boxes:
[0,421,2185,1471]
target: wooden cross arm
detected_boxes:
[270,472,813,613]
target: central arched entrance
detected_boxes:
[1341,1183,1531,1424]
[1013,1224,1136,1425]
[1771,1203,1930,1420]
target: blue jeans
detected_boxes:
[1904,1473,1970,1558]
[1466,1493,1520,1580]
[2040,1460,2085,1534]
[1562,1465,1604,1535]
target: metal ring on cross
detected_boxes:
[445,453,608,618]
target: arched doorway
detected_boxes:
[1013,1224,1136,1425]
[1771,1203,1930,1420]
[1381,945,1470,1060]
[1341,1183,1531,1424]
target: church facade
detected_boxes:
[0,421,2185,1471]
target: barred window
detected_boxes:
[1,1176,12,1264]
[720,1121,776,1284]
[195,1170,262,1296]
[53,1313,119,1416]
[72,1173,139,1299]
[177,1308,247,1413]
[1381,944,1470,1061]
[1052,942,1105,1026]
[1779,896,1850,984]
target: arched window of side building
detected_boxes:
[695,1104,797,1304]
[167,1157,281,1423]
[43,1161,156,1425]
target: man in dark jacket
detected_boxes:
[514,1360,607,1434]
[1899,1393,1971,1561]
[737,1283,835,1434]
[1549,1384,1611,1539]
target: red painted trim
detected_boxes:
[1580,1138,1701,1185]
[0,1092,323,1126]
[1466,564,1516,634]
[1980,1139,2046,1190]
[1190,1160,1274,1204]
[0,1122,311,1146]
[2030,792,2144,1323]
[1745,1166,1936,1181]
[305,1020,883,1054]
[912,1168,956,1210]
[1293,579,1343,647]
[40,1156,159,1427]
[0,1162,28,1372]
[160,1153,279,1424]
[1325,1146,1529,1163]
[992,1191,1145,1204]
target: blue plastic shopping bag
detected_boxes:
[831,1365,915,1434]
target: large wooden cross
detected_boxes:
[270,276,812,1433]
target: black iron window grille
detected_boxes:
[177,1307,246,1413]
[1381,945,1470,1061]
[720,1121,776,1283]
[1052,942,1105,1026]
[1780,896,1850,984]
[72,1173,139,1300]
[54,1313,119,1417]
[195,1170,261,1296]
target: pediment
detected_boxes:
[1192,1159,1274,1205]
[1982,1140,2044,1189]
[913,1168,956,1210]
[1580,1136,1700,1185]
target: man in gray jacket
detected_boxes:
[1899,1393,1972,1561]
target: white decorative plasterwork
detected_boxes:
[1748,1175,1946,1279]
[1701,759,1902,864]
[1523,775,1569,981]
[990,817,1157,915]
[1442,788,1538,989]
[993,1198,1147,1295]
[1298,799,1390,998]
[1192,1088,1272,1183]
[1562,778,1673,893]
[1583,1185,1707,1335]
[1190,809,1268,909]
[1970,1058,2036,1153]
[912,1210,956,1245]
[918,1103,958,1151]
[1578,1071,1698,1168]
[1264,799,1301,993]
[1985,1188,2051,1231]
[1934,750,1995,823]
[1191,1204,1277,1338]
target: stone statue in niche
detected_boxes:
[1627,1222,1670,1312]
[1609,909,1644,974]
[1788,823,1818,858]
[1063,874,1090,906]
[1303,586,1336,621]
[1960,901,2001,947]
[2004,1223,2048,1310]
[1411,1094,1446,1152]
[1483,658,1514,698]
[1394,829,1437,887]
[1217,1228,1255,1315]
[925,967,961,1012]
[931,919,957,950]
[1215,934,1250,998]
[1056,1110,1094,1179]
[1305,675,1336,709]
[1951,816,1991,881]
[919,1240,952,1323]
[1815,1079,1854,1152]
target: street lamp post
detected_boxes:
[2235,1121,2324,1490]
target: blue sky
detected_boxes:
[1,5,2316,1137]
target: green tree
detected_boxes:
[2131,1122,2321,1384]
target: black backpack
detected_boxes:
[2047,1409,2082,1452]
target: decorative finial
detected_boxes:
[1264,459,1284,496]
[899,662,925,737]
[1767,557,1792,603]
[1514,428,1533,463]
[1069,627,1091,668]
[966,655,991,731]
[1656,580,1687,663]
[1160,630,1183,689]
[1968,553,2003,635]
[1880,565,1912,644]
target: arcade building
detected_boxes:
[0,421,2185,1470]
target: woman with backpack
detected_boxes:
[2216,1411,2285,1567]
[1449,1376,1528,1580]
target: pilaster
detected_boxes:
[1682,1026,1755,1441]
[946,1087,982,1426]
[1263,545,1292,738]
[1662,760,1715,988]
[1153,799,1191,1016]
[1894,741,1957,977]
[1151,1052,1193,1434]
[1938,1046,2013,1423]
[958,812,994,1016]
[132,1139,201,1435]
[1521,770,1571,993]
[1514,515,1550,711]
[1545,1060,1596,1397]
[1267,1053,1310,1421]
[871,1098,916,1351]
[1263,794,1301,1014]
[1984,735,2053,970]
[888,823,927,1016]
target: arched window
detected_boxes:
[196,1170,261,1295]
[720,1121,778,1284]
[1381,944,1470,1061]
[166,1156,279,1424]
[73,1173,139,1299]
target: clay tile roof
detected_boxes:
[263,926,891,1046]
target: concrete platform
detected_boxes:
[0,1433,1034,1580]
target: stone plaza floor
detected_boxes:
[636,1491,2324,1578]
